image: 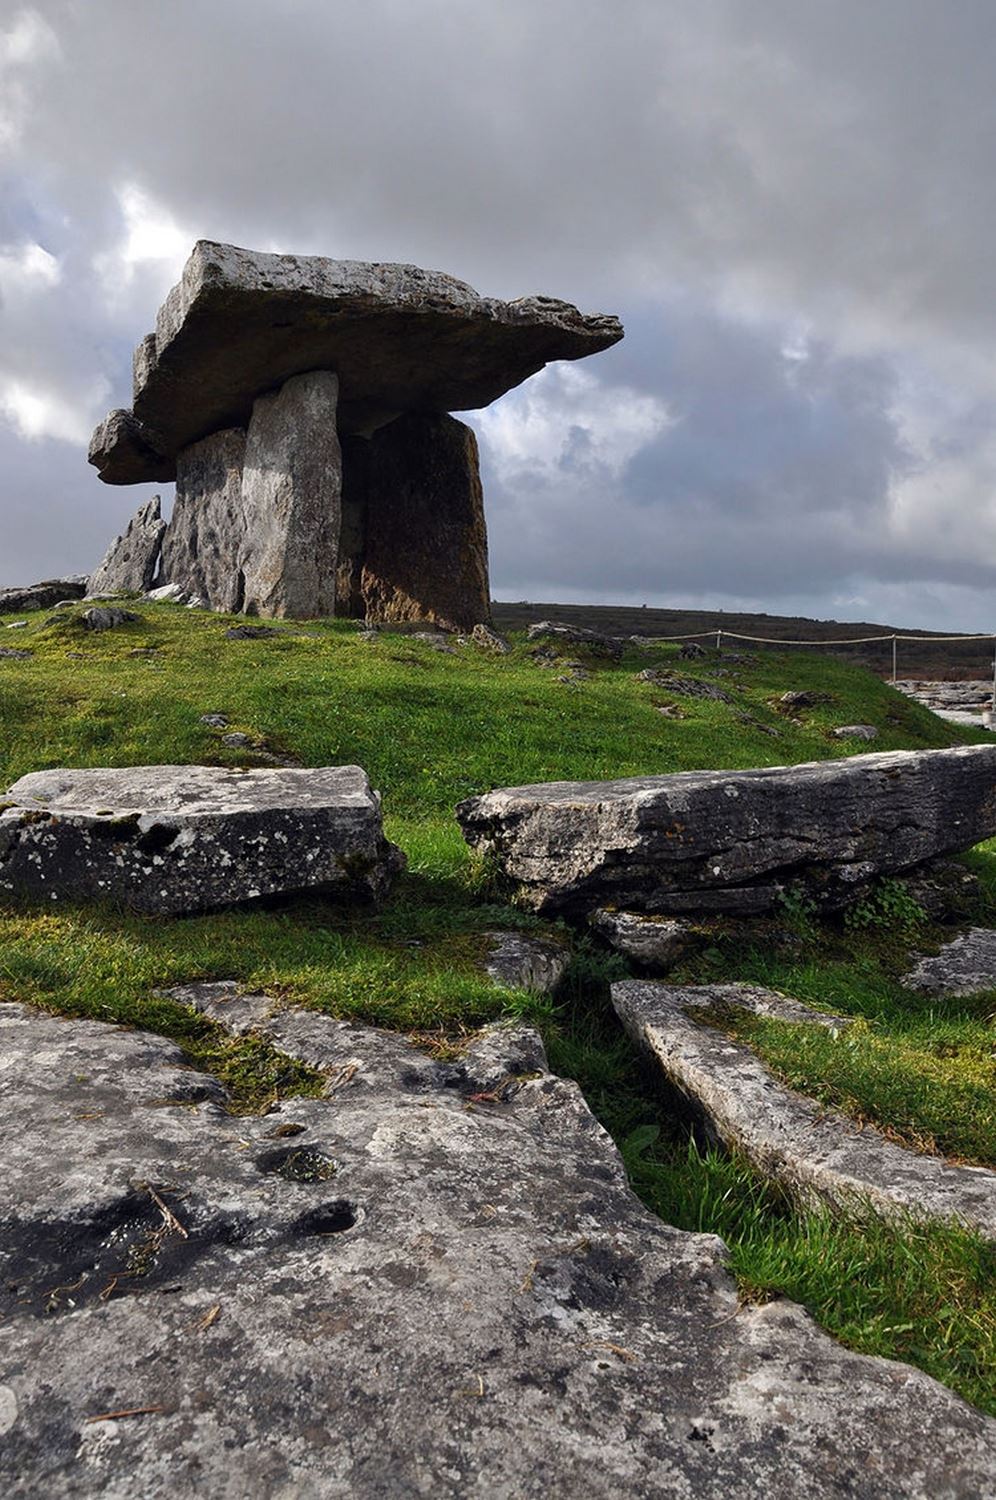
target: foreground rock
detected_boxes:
[483,930,570,993]
[612,980,996,1242]
[2,999,994,1497]
[590,909,693,969]
[904,928,996,996]
[0,578,87,613]
[0,765,403,913]
[87,497,166,595]
[457,746,996,916]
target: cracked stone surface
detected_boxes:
[2,997,996,1497]
[904,927,996,996]
[88,241,623,482]
[0,765,404,913]
[612,979,996,1241]
[457,746,996,915]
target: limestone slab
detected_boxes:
[612,979,996,1241]
[2,998,995,1496]
[0,764,403,912]
[240,370,341,618]
[903,927,996,996]
[457,746,996,915]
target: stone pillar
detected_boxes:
[162,427,247,612]
[340,412,490,632]
[240,370,341,618]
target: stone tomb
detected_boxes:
[89,241,623,627]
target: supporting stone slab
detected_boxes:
[240,370,341,618]
[612,979,996,1241]
[339,412,490,631]
[0,764,404,912]
[4,996,995,1495]
[161,427,248,613]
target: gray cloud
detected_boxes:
[2,1,996,628]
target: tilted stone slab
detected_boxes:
[0,764,403,913]
[89,240,624,482]
[3,998,995,1496]
[87,496,166,595]
[904,927,996,996]
[457,746,996,914]
[612,979,996,1241]
[161,427,248,613]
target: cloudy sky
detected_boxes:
[3,0,996,628]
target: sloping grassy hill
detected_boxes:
[2,599,995,1411]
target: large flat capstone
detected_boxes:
[0,765,403,912]
[457,746,996,914]
[2,998,994,1497]
[89,240,624,482]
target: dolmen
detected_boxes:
[0,765,403,913]
[457,745,996,916]
[88,241,623,629]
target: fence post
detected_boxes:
[991,637,996,717]
[892,635,897,684]
[716,628,722,653]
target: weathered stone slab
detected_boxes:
[0,578,86,613]
[457,746,996,915]
[612,979,996,1242]
[3,998,995,1497]
[240,370,341,618]
[0,764,403,913]
[160,427,248,613]
[527,620,624,659]
[87,496,166,595]
[343,412,489,632]
[88,241,624,482]
[904,927,996,996]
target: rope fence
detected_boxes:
[638,628,996,712]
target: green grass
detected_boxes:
[2,598,996,1409]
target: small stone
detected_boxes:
[903,928,996,996]
[637,670,731,702]
[81,607,140,632]
[483,931,570,994]
[145,582,190,604]
[0,648,32,660]
[832,724,879,741]
[678,642,707,659]
[222,732,255,749]
[471,623,512,654]
[225,625,279,640]
[200,713,230,728]
[778,690,832,710]
[410,631,456,653]
[5,622,28,630]
[590,910,692,970]
[526,620,623,660]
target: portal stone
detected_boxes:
[240,371,341,618]
[161,427,247,613]
[353,412,489,632]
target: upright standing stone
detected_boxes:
[240,371,341,618]
[348,412,489,631]
[87,495,166,595]
[161,428,248,613]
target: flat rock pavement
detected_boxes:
[1,998,995,1497]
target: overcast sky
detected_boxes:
[3,0,996,628]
